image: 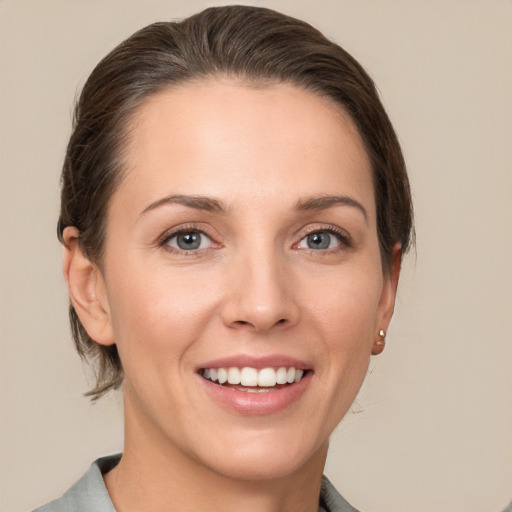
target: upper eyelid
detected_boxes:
[296,224,351,241]
[164,229,211,242]
[158,224,216,244]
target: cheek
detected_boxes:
[307,265,383,344]
[305,265,383,407]
[105,262,222,370]
[308,270,383,422]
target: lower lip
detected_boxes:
[199,372,312,415]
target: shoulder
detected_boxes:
[32,454,121,512]
[320,475,361,512]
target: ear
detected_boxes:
[372,243,402,355]
[62,227,115,346]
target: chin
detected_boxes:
[192,430,328,482]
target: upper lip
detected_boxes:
[197,355,312,371]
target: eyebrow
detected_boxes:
[295,195,368,224]
[139,193,368,223]
[140,194,229,217]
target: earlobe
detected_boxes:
[372,243,402,356]
[371,329,386,355]
[62,227,115,346]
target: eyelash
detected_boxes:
[158,224,351,256]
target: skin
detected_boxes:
[63,81,401,512]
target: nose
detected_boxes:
[221,250,300,333]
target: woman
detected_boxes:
[36,5,413,512]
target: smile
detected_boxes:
[198,358,313,414]
[200,366,307,392]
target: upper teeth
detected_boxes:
[203,367,304,387]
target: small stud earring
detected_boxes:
[376,329,386,346]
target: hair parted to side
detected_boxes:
[58,5,414,400]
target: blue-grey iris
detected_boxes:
[177,232,202,250]
[307,232,331,249]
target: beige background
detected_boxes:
[1,1,511,511]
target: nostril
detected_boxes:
[230,318,288,330]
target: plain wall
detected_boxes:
[1,1,511,511]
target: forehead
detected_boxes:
[118,80,374,218]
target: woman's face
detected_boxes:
[92,81,398,480]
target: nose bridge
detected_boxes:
[222,241,298,332]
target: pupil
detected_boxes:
[178,232,201,250]
[308,233,330,250]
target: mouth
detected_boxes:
[199,366,308,393]
[198,360,313,414]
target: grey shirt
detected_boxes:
[33,454,360,512]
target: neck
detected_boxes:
[104,395,328,512]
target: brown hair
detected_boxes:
[58,5,414,400]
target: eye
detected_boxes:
[297,230,346,251]
[166,230,213,251]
